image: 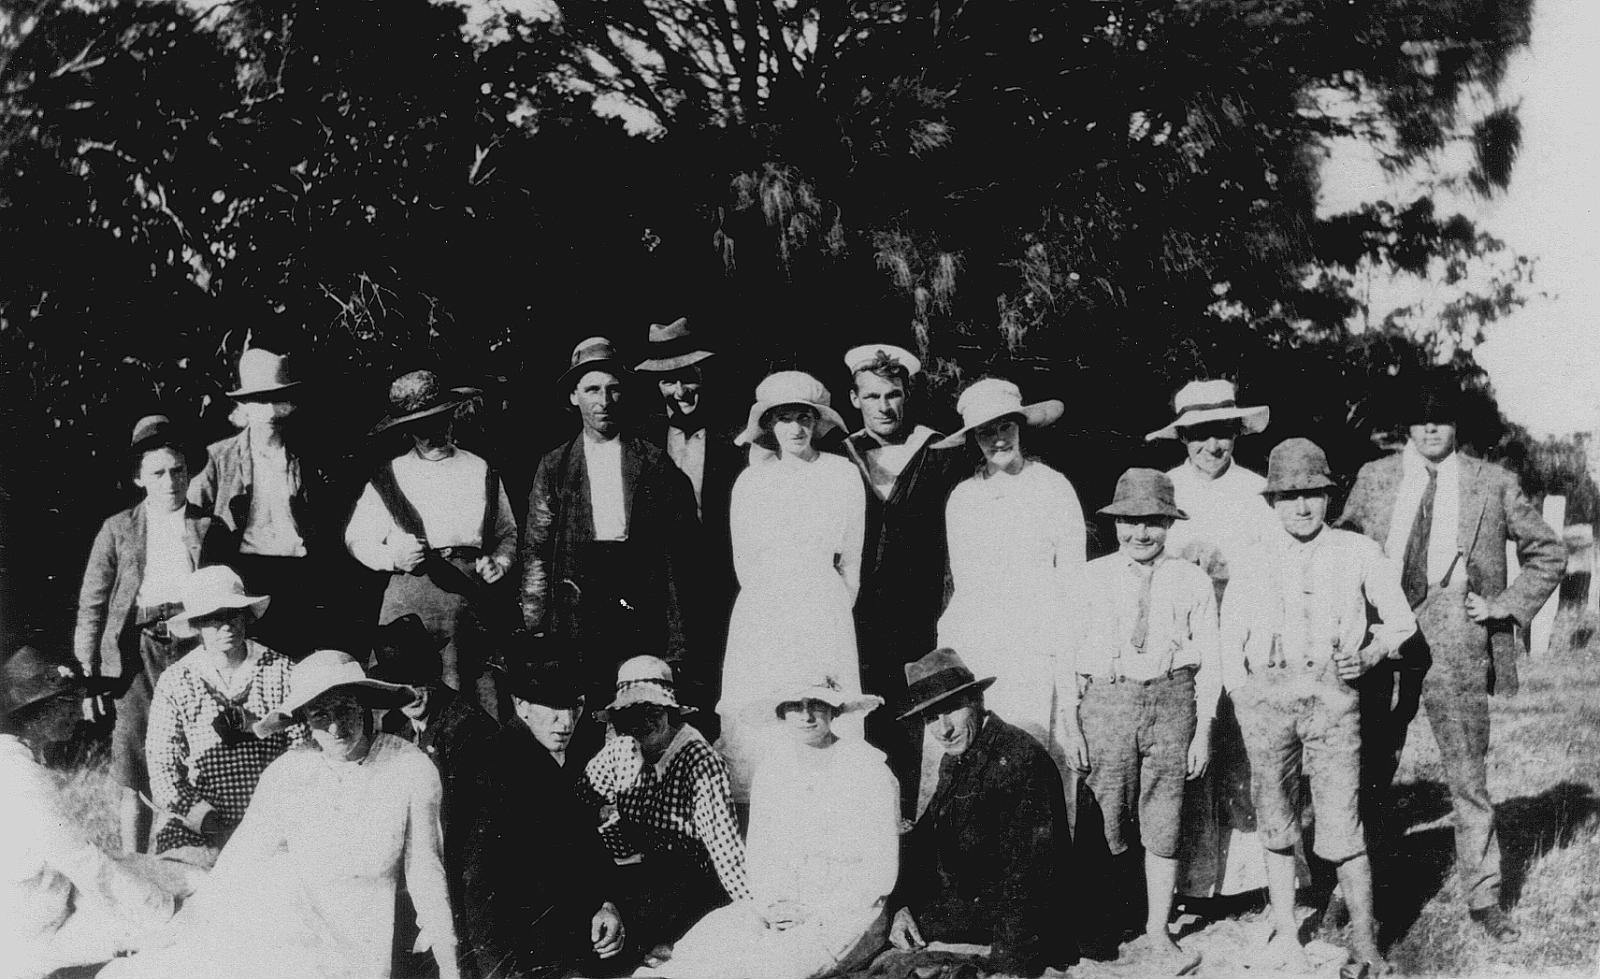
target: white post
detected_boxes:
[1529,496,1566,657]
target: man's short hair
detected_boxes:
[852,350,912,389]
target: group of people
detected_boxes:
[3,320,1566,979]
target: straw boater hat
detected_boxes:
[166,567,271,639]
[773,674,882,718]
[1098,468,1189,521]
[1,645,115,720]
[560,336,631,391]
[228,348,303,401]
[843,344,921,378]
[1145,379,1270,442]
[896,648,997,721]
[370,369,482,436]
[932,378,1064,450]
[366,614,450,687]
[1260,438,1338,497]
[634,318,714,373]
[601,655,696,715]
[734,371,849,447]
[253,649,415,737]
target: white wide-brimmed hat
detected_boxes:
[772,674,883,717]
[253,649,415,736]
[1144,379,1270,441]
[843,344,921,378]
[228,348,303,401]
[601,655,697,714]
[734,371,849,447]
[167,567,271,639]
[932,377,1064,450]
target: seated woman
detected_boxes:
[100,650,460,979]
[644,675,898,979]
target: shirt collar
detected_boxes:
[652,722,697,779]
[1403,440,1459,477]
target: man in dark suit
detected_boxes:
[1339,376,1562,943]
[520,337,700,706]
[885,648,1077,978]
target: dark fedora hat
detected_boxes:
[371,370,482,436]
[1098,468,1188,521]
[494,655,586,709]
[367,614,449,686]
[2,645,113,719]
[1409,373,1464,425]
[559,336,631,391]
[896,648,997,721]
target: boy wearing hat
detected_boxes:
[1223,438,1415,972]
[1061,468,1220,973]
[75,414,230,854]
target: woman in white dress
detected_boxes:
[649,675,897,979]
[100,650,460,979]
[716,371,866,803]
[931,377,1085,802]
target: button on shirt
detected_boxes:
[665,425,708,513]
[1065,553,1222,722]
[138,503,194,606]
[1384,443,1461,584]
[583,435,628,541]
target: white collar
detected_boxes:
[1403,441,1459,476]
[651,723,697,779]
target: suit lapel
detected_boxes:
[1372,456,1404,543]
[620,438,642,534]
[181,504,204,570]
[1456,457,1489,558]
[931,717,996,838]
[128,504,149,582]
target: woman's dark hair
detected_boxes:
[773,698,842,721]
[759,402,820,432]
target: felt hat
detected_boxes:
[734,371,848,447]
[366,614,449,686]
[1098,468,1189,520]
[1145,379,1270,442]
[1,645,114,718]
[843,344,921,378]
[772,674,882,718]
[253,649,416,736]
[560,336,631,391]
[601,655,696,714]
[495,655,586,709]
[634,318,714,373]
[228,348,303,401]
[370,370,482,436]
[932,378,1064,450]
[166,567,271,639]
[1409,374,1464,425]
[1261,437,1338,496]
[128,414,191,460]
[896,648,997,721]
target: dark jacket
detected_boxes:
[73,503,231,678]
[891,713,1074,978]
[188,427,328,554]
[519,434,698,664]
[475,722,616,978]
[1338,452,1563,695]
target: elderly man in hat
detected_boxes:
[474,652,625,977]
[1061,468,1220,973]
[347,369,518,718]
[3,644,182,978]
[189,348,330,655]
[75,414,232,854]
[521,338,700,707]
[1223,438,1415,974]
[577,655,748,962]
[839,343,968,816]
[886,648,1076,979]
[1338,375,1561,943]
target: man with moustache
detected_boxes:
[1338,375,1561,943]
[840,344,967,815]
[521,338,700,706]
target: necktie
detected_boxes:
[1129,562,1156,653]
[1400,464,1438,607]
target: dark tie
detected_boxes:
[667,411,706,435]
[1400,464,1438,607]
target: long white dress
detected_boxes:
[716,453,866,801]
[651,737,899,979]
[932,460,1085,809]
[99,734,455,979]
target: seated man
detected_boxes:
[886,648,1075,978]
[2,645,180,979]
[578,656,748,964]
[1223,439,1416,974]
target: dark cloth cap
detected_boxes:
[367,614,449,686]
[129,414,194,462]
[1098,468,1188,520]
[1262,437,1337,496]
[897,648,997,721]
[2,645,113,718]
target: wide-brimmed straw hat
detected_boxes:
[932,378,1064,450]
[228,348,303,401]
[1145,379,1270,442]
[772,674,882,718]
[844,344,921,378]
[1,645,115,718]
[896,648,997,721]
[167,567,271,639]
[253,649,416,736]
[370,370,482,436]
[734,371,848,447]
[634,318,714,373]
[601,655,697,715]
[560,336,631,391]
[1098,468,1189,520]
[366,614,449,686]
[1261,437,1338,497]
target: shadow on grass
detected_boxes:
[1498,780,1600,907]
